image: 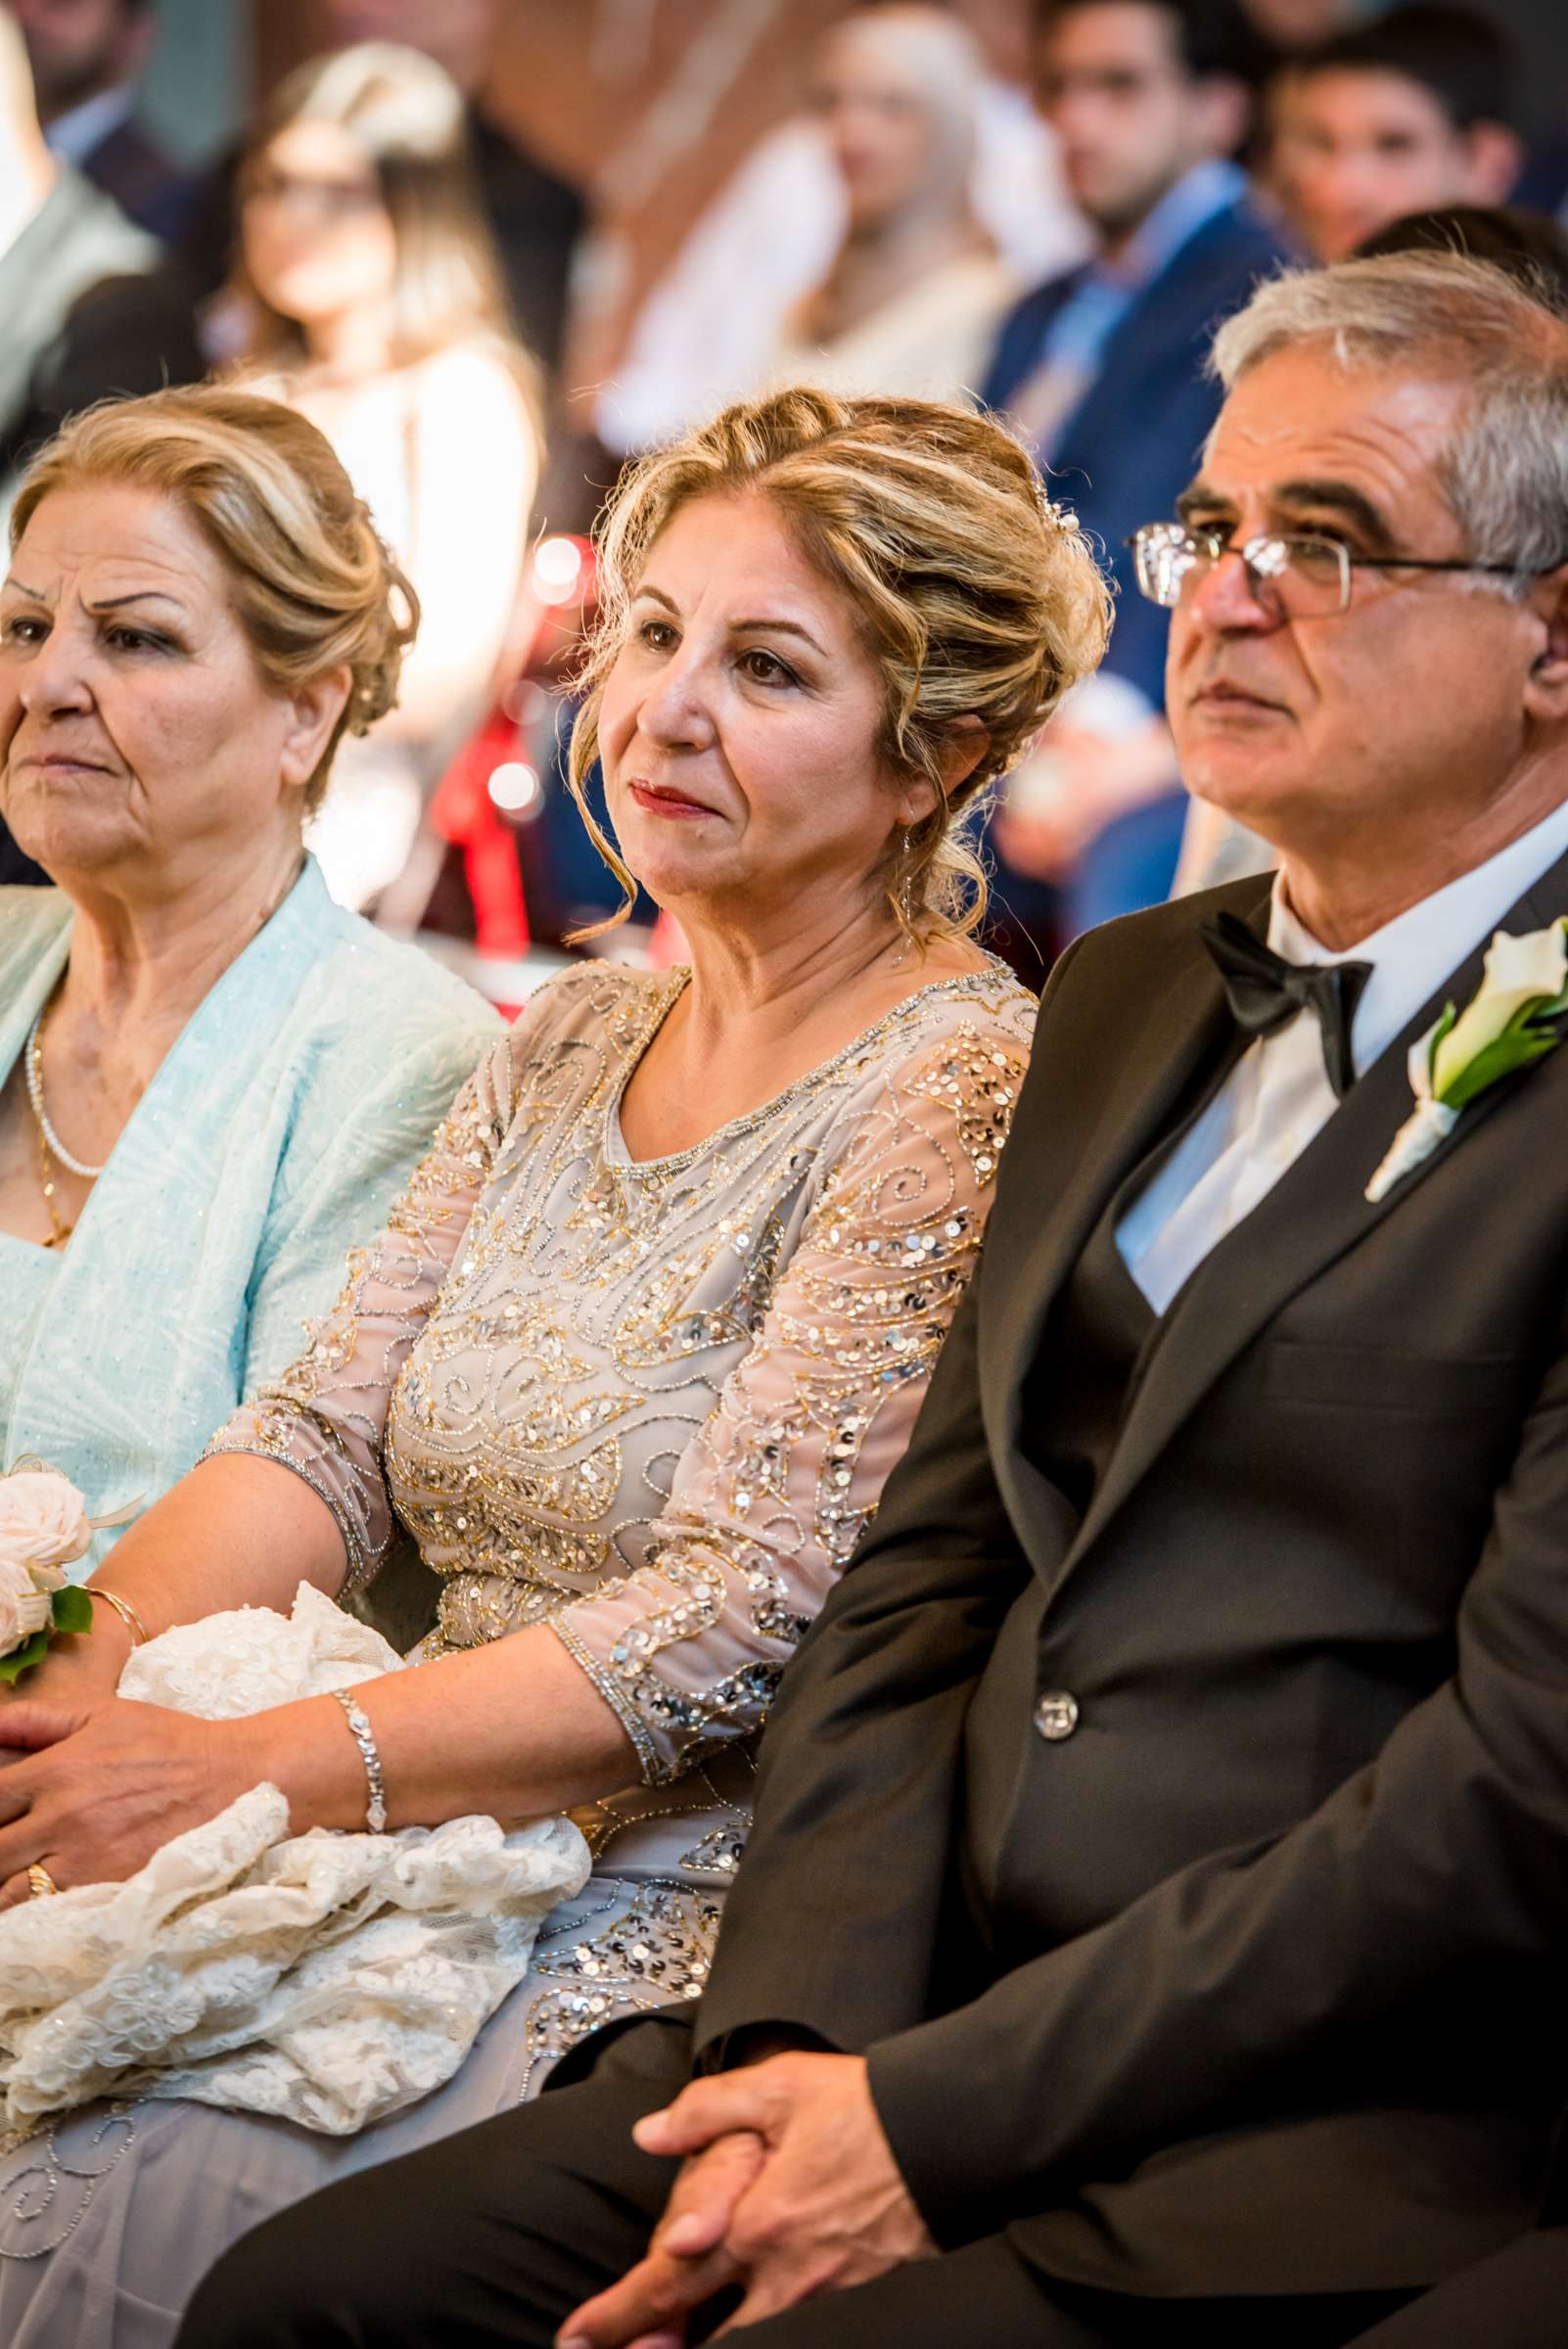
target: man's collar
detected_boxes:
[1268,793,1568,1080]
[1098,159,1247,292]
[44,83,136,171]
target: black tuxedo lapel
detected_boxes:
[1064,844,1568,1571]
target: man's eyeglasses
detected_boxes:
[1129,521,1557,623]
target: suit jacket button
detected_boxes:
[1034,1689,1080,1741]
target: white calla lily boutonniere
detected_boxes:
[1366,918,1568,1203]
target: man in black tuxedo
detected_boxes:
[178,251,1568,2348]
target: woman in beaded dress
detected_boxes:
[0,386,1111,2348]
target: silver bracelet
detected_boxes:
[329,1688,388,1832]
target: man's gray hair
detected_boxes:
[1209,253,1568,595]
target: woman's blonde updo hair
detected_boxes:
[9,384,417,811]
[570,385,1112,945]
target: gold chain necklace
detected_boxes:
[24,1000,101,1250]
[30,1108,74,1249]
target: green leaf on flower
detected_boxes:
[52,1584,93,1635]
[1436,995,1566,1111]
[0,1630,50,1684]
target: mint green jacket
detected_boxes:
[0,860,500,1573]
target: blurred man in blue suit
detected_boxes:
[983,0,1290,941]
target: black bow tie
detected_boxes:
[1199,909,1373,1100]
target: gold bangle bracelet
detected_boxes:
[87,1587,150,1647]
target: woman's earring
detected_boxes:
[901,827,921,916]
[892,827,916,960]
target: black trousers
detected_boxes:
[1343,2232,1568,2347]
[175,2018,1414,2349]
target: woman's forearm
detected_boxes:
[0,1529,639,1895]
[90,1454,347,1629]
[241,1623,639,1834]
[3,1454,347,1709]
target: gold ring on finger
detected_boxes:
[26,1864,59,1899]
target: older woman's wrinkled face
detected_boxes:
[242,119,396,335]
[0,486,323,884]
[598,492,929,926]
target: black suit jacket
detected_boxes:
[698,859,1568,2300]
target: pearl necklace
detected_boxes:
[24,1006,108,1179]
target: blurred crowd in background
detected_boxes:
[0,0,1563,990]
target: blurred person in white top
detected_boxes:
[309,0,584,379]
[598,2,1084,457]
[230,42,540,914]
[764,7,1019,405]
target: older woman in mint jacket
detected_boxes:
[0,386,498,1578]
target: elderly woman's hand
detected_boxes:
[0,1697,259,1908]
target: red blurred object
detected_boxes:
[648,909,687,967]
[429,702,535,953]
[429,532,598,955]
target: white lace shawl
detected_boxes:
[0,1587,588,2140]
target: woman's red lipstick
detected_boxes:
[626,779,713,818]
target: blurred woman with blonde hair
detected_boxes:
[231,42,541,911]
[768,6,1018,405]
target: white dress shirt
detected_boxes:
[1118,795,1568,1313]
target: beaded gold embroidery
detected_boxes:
[520,1880,724,2096]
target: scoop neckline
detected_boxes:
[604,958,1019,1175]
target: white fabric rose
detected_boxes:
[0,1560,54,1656]
[0,1468,93,1588]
